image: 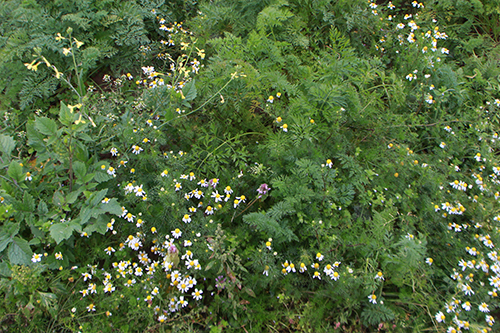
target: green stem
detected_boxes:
[68,32,83,104]
[196,131,263,173]
[157,76,236,130]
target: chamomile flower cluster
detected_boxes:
[434,224,500,331]
[368,1,452,107]
[271,252,342,282]
[135,19,205,96]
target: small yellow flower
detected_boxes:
[74,114,86,125]
[196,47,205,59]
[41,56,51,68]
[53,66,63,79]
[68,104,82,113]
[24,60,40,71]
[73,38,84,48]
[55,33,66,41]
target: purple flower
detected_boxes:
[215,275,226,289]
[168,244,178,254]
[257,183,271,197]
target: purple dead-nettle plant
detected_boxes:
[215,275,227,290]
[257,183,271,198]
[168,244,178,254]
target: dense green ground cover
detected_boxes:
[1,0,500,331]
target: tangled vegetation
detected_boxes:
[1,0,500,332]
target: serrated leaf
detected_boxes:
[35,117,58,136]
[79,133,93,142]
[0,222,20,252]
[8,237,32,265]
[83,215,108,235]
[73,161,87,180]
[0,236,13,253]
[182,79,197,102]
[81,173,95,183]
[38,201,48,215]
[94,172,112,183]
[89,189,108,207]
[7,160,23,182]
[23,191,35,211]
[59,102,75,126]
[100,198,123,215]
[29,238,41,245]
[0,134,15,157]
[46,130,63,145]
[53,191,63,206]
[78,207,93,225]
[0,262,11,277]
[49,222,81,244]
[26,121,46,152]
[66,189,83,204]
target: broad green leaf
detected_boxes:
[73,161,87,180]
[7,160,23,182]
[38,291,58,310]
[0,262,11,277]
[23,191,35,211]
[26,121,47,152]
[81,173,95,184]
[205,260,215,271]
[53,190,64,206]
[0,222,20,252]
[46,131,63,145]
[100,198,122,215]
[0,134,15,157]
[29,237,41,245]
[78,207,93,225]
[49,222,81,244]
[0,236,13,253]
[38,200,48,215]
[59,101,75,126]
[8,237,32,265]
[94,172,112,183]
[182,79,197,102]
[66,188,84,204]
[78,133,93,142]
[1,178,12,193]
[34,117,58,136]
[89,189,108,207]
[84,215,108,235]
